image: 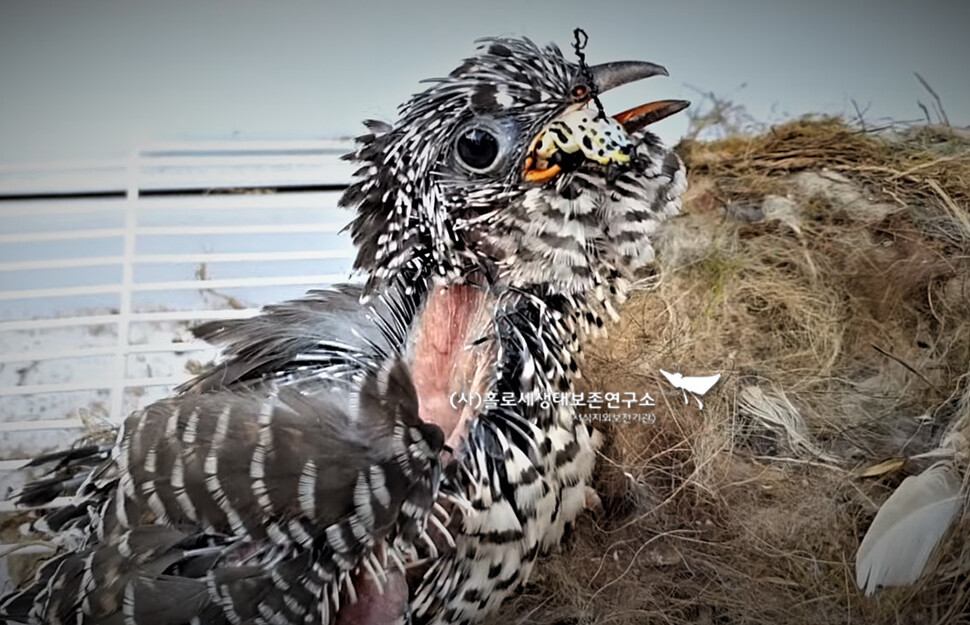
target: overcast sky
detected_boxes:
[1,0,968,164]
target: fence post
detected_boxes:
[109,150,140,425]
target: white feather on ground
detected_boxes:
[855,461,965,596]
[738,386,838,463]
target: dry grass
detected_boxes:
[490,119,970,625]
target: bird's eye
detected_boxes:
[455,127,500,172]
[570,84,589,101]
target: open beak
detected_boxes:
[589,61,690,132]
[612,99,691,134]
[523,61,689,184]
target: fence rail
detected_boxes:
[0,139,358,504]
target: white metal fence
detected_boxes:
[0,140,357,522]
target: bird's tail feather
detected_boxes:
[1,526,228,625]
[14,444,111,508]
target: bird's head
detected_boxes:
[341,34,689,297]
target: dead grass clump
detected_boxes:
[489,119,970,625]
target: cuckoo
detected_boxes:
[1,33,688,625]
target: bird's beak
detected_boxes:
[588,61,669,93]
[612,99,692,134]
[523,61,689,184]
[589,61,690,133]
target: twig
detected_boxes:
[918,101,932,125]
[888,154,970,181]
[915,72,950,126]
[750,456,850,473]
[586,529,694,604]
[514,593,556,624]
[871,344,941,392]
[851,99,869,132]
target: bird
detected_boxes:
[0,33,688,625]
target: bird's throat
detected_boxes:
[409,283,498,452]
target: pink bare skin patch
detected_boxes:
[409,283,498,450]
[335,570,408,625]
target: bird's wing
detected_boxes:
[14,281,423,517]
[112,382,380,536]
[2,359,443,625]
[180,281,420,393]
[4,525,313,625]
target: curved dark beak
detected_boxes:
[587,61,690,132]
[588,61,669,93]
